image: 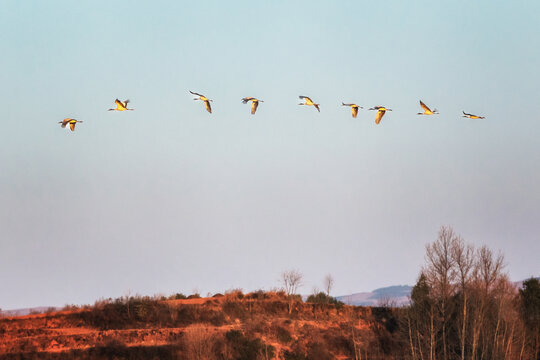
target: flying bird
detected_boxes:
[342,102,363,118]
[417,100,438,115]
[462,111,485,119]
[368,106,392,124]
[108,99,133,111]
[58,118,83,132]
[242,97,264,115]
[298,96,320,112]
[190,90,213,113]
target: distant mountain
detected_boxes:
[337,285,412,306]
[1,306,58,317]
[336,277,540,307]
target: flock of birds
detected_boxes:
[58,91,486,132]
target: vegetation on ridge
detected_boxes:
[1,226,539,359]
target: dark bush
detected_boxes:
[169,293,187,300]
[74,296,227,330]
[222,299,248,320]
[258,300,288,315]
[372,306,399,333]
[283,349,306,360]
[225,330,274,360]
[246,290,267,300]
[275,325,292,344]
[306,292,344,308]
[323,332,354,356]
[306,342,333,360]
[370,306,403,355]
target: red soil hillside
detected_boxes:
[0,291,404,359]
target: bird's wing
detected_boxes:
[419,100,431,112]
[299,96,312,103]
[352,107,358,118]
[69,122,76,131]
[61,118,70,128]
[242,97,252,104]
[124,100,130,107]
[251,101,259,114]
[342,103,353,106]
[314,104,320,112]
[463,111,471,116]
[190,90,203,97]
[204,100,212,113]
[115,99,123,108]
[376,109,386,124]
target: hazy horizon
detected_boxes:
[1,1,539,310]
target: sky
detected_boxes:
[1,1,539,310]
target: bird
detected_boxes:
[58,118,83,132]
[108,99,133,111]
[242,97,264,115]
[368,106,392,124]
[298,96,320,112]
[417,100,438,115]
[462,111,485,119]
[342,102,363,118]
[190,90,213,113]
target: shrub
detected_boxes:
[371,307,399,333]
[246,290,267,300]
[323,332,355,356]
[182,324,215,360]
[62,304,79,311]
[306,292,344,307]
[170,293,187,300]
[275,325,292,344]
[225,330,274,360]
[222,299,247,320]
[306,342,333,360]
[283,349,306,360]
[225,289,244,300]
[76,296,227,329]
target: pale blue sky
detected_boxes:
[1,1,539,309]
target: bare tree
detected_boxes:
[124,289,132,319]
[424,226,457,360]
[281,269,303,296]
[408,227,522,360]
[324,274,334,297]
[281,269,303,314]
[470,245,505,360]
[476,245,504,293]
[183,324,215,360]
[451,235,475,360]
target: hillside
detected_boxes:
[0,291,404,360]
